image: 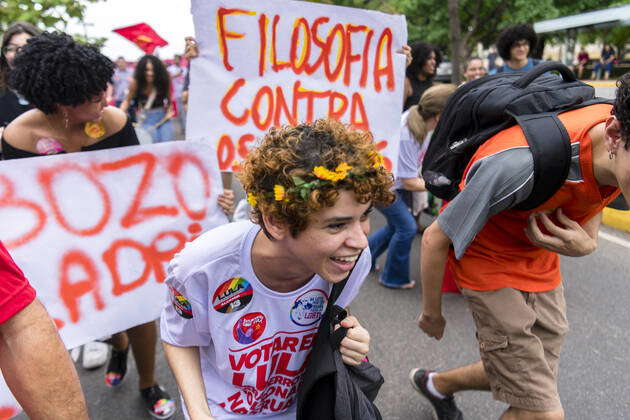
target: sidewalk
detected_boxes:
[603,207,630,232]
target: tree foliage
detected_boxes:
[307,0,626,58]
[1,0,101,33]
[577,26,630,59]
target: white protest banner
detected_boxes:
[0,141,226,416]
[187,0,407,173]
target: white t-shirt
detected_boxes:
[394,111,433,190]
[394,111,421,190]
[160,221,369,419]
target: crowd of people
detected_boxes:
[0,16,629,420]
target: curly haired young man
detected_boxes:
[161,119,394,419]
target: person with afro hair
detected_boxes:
[2,32,139,157]
[403,41,441,111]
[491,23,543,74]
[1,32,178,420]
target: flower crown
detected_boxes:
[247,152,385,207]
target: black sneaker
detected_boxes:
[409,368,463,420]
[140,384,176,419]
[104,346,129,387]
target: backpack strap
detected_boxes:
[513,113,571,210]
[326,251,363,349]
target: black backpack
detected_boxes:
[422,62,611,210]
[296,274,384,420]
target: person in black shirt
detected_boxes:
[1,31,178,420]
[2,32,140,158]
[591,44,616,81]
[0,22,41,157]
[403,41,441,111]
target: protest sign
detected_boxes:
[0,141,226,416]
[187,0,407,173]
[0,377,19,420]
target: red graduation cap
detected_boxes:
[112,23,168,54]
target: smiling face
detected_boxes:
[282,190,372,284]
[510,39,530,62]
[66,90,107,123]
[464,58,486,81]
[3,32,32,69]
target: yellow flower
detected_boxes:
[335,162,353,174]
[84,121,106,139]
[370,152,385,168]
[273,185,285,201]
[313,166,343,182]
[247,193,257,207]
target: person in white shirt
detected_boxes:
[160,119,394,419]
[368,84,457,289]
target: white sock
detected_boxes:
[427,372,447,399]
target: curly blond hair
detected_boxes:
[238,119,394,236]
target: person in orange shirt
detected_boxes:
[409,73,630,420]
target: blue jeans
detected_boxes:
[368,191,417,286]
[592,61,613,79]
[141,108,174,143]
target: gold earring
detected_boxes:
[609,151,615,160]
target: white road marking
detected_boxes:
[599,230,630,249]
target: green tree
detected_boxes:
[309,0,625,77]
[1,0,102,32]
[73,33,108,51]
[577,26,630,59]
[447,0,463,84]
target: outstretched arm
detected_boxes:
[0,299,88,420]
[162,342,216,420]
[418,220,452,340]
[401,177,426,192]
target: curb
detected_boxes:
[584,80,617,88]
[602,207,630,232]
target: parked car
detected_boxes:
[435,61,452,83]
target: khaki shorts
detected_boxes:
[462,285,569,412]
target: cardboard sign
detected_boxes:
[187,0,407,173]
[0,141,226,416]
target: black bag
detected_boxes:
[422,62,611,210]
[296,277,384,420]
